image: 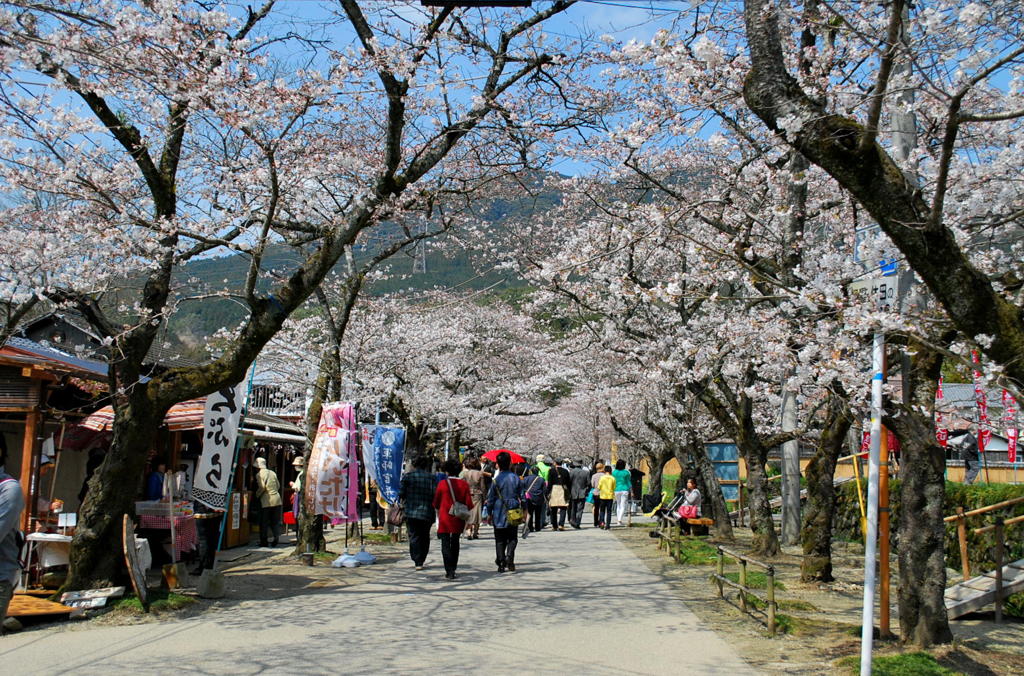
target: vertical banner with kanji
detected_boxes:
[193,383,246,509]
[361,425,405,505]
[305,402,359,522]
[935,377,948,447]
[972,351,992,451]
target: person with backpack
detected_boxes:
[523,466,547,534]
[1,435,26,634]
[485,451,525,573]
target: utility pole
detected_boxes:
[781,378,800,545]
[879,1,915,639]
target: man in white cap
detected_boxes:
[255,457,283,547]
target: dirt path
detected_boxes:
[614,524,1024,675]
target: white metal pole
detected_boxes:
[860,333,884,675]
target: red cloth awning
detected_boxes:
[80,399,206,432]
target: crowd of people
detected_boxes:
[395,451,643,579]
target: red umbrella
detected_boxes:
[482,448,526,464]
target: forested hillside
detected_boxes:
[167,178,562,349]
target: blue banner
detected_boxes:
[362,425,405,504]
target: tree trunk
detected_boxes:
[885,337,954,647]
[688,439,734,540]
[65,398,165,590]
[801,390,852,582]
[740,442,779,557]
[692,377,771,550]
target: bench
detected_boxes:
[657,517,717,563]
[655,511,716,559]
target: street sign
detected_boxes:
[849,272,915,313]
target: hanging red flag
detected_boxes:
[935,376,948,447]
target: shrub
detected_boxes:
[833,480,1024,574]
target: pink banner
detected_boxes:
[304,402,359,522]
[935,377,948,447]
[1008,429,1018,464]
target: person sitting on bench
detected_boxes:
[678,478,701,534]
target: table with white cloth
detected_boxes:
[20,533,71,589]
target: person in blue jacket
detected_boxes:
[485,452,525,572]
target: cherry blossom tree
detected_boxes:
[742,0,1024,393]
[0,0,588,589]
[576,0,1022,644]
[509,122,870,555]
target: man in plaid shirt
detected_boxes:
[399,455,438,570]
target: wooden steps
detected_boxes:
[944,558,1024,619]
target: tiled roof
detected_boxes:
[938,383,1004,409]
[1,336,108,379]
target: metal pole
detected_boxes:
[860,333,884,676]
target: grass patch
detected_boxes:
[723,570,786,590]
[630,521,656,528]
[313,550,337,561]
[109,590,196,614]
[672,538,725,565]
[360,532,394,544]
[771,613,824,636]
[774,612,794,634]
[836,652,960,676]
[1004,592,1024,618]
[777,598,818,612]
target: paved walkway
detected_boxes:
[3,523,756,675]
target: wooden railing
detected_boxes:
[725,475,780,527]
[943,495,1024,581]
[971,516,1023,623]
[711,545,779,636]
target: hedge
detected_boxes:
[833,480,1024,574]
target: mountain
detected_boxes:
[167,175,564,349]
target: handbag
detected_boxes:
[549,484,568,508]
[387,502,405,526]
[446,478,471,520]
[493,478,524,526]
[677,504,699,519]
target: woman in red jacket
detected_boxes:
[432,459,474,579]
